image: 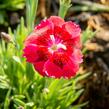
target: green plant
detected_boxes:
[82,27,96,54]
[0,0,25,25]
[0,0,93,108]
[59,0,72,18]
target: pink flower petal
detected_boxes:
[34,61,46,76]
[34,19,53,31]
[63,60,79,78]
[43,52,68,78]
[43,60,63,78]
[62,21,81,38]
[23,16,82,79]
[71,49,83,64]
[54,26,81,49]
[49,16,65,27]
[23,44,50,63]
[24,34,38,47]
[43,52,79,79]
[63,37,81,49]
[23,44,38,63]
[24,19,53,46]
[54,26,71,41]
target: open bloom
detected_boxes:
[23,16,82,78]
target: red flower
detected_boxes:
[23,16,82,79]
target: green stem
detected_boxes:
[59,4,69,18]
[58,0,71,18]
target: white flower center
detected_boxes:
[49,35,66,53]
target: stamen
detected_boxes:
[51,44,57,50]
[45,70,49,76]
[57,43,66,50]
[49,35,67,53]
[50,35,55,43]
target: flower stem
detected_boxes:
[58,0,71,18]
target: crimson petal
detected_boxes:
[34,61,46,76]
[49,16,65,27]
[43,60,63,78]
[63,59,79,79]
[23,16,82,79]
[23,44,50,64]
[71,49,83,64]
[24,19,53,46]
[62,21,81,38]
[23,44,38,63]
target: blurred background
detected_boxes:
[0,0,109,109]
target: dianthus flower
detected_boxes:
[23,16,82,78]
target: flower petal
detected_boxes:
[49,16,65,27]
[24,19,53,46]
[43,52,68,78]
[43,52,80,79]
[71,49,83,63]
[34,19,53,30]
[62,21,81,38]
[63,36,81,49]
[63,60,79,79]
[23,44,38,63]
[23,16,82,79]
[23,44,50,63]
[34,61,46,76]
[51,52,79,78]
[44,60,63,78]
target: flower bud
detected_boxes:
[1,32,12,43]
